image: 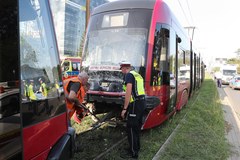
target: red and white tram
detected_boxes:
[81,0,205,129]
[0,0,75,159]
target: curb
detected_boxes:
[218,87,240,160]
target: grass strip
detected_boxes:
[141,74,230,160]
[73,74,231,160]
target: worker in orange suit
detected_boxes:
[63,72,89,123]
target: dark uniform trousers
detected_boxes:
[126,97,146,156]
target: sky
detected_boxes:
[108,0,240,68]
[163,0,240,67]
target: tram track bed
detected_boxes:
[72,116,127,160]
[71,108,188,160]
[72,76,230,160]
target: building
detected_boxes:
[215,58,228,67]
[50,0,108,58]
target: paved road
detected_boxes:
[222,85,240,120]
[218,84,240,160]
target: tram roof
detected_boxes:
[92,0,156,15]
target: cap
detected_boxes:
[120,61,131,69]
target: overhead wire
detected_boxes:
[177,0,200,41]
[186,0,195,26]
[185,0,203,43]
[177,0,191,26]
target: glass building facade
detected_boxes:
[50,0,108,58]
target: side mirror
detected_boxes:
[177,37,182,43]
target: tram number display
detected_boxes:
[102,13,129,28]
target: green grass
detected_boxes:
[140,74,230,160]
[72,73,231,159]
[107,74,230,159]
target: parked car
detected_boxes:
[229,75,240,90]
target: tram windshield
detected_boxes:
[82,10,152,72]
[83,28,147,71]
[222,70,236,76]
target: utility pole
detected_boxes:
[184,26,196,41]
[86,0,90,30]
[184,26,196,96]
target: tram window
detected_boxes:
[72,63,77,71]
[83,28,147,68]
[178,49,191,80]
[169,31,177,91]
[63,61,70,71]
[72,62,80,71]
[151,24,169,86]
[19,0,65,127]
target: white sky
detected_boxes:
[164,0,240,66]
[108,0,240,67]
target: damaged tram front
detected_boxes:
[81,0,203,129]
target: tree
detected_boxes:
[77,31,86,57]
[226,58,240,74]
[235,48,240,59]
[212,67,220,72]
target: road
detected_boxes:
[218,83,240,160]
[222,84,240,120]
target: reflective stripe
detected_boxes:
[130,128,134,154]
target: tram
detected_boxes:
[0,0,75,159]
[81,0,205,129]
[61,57,81,80]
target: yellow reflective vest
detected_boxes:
[40,82,48,97]
[28,84,36,100]
[123,70,145,103]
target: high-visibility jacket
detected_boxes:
[28,84,36,100]
[63,77,85,118]
[55,83,59,89]
[123,70,145,103]
[24,84,29,98]
[40,82,48,97]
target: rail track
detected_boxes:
[72,116,128,160]
[71,112,185,160]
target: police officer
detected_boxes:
[39,78,48,97]
[22,80,29,100]
[120,61,146,159]
[28,80,37,100]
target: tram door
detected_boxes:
[151,24,177,114]
[167,30,178,113]
[1,0,69,159]
[19,0,68,159]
